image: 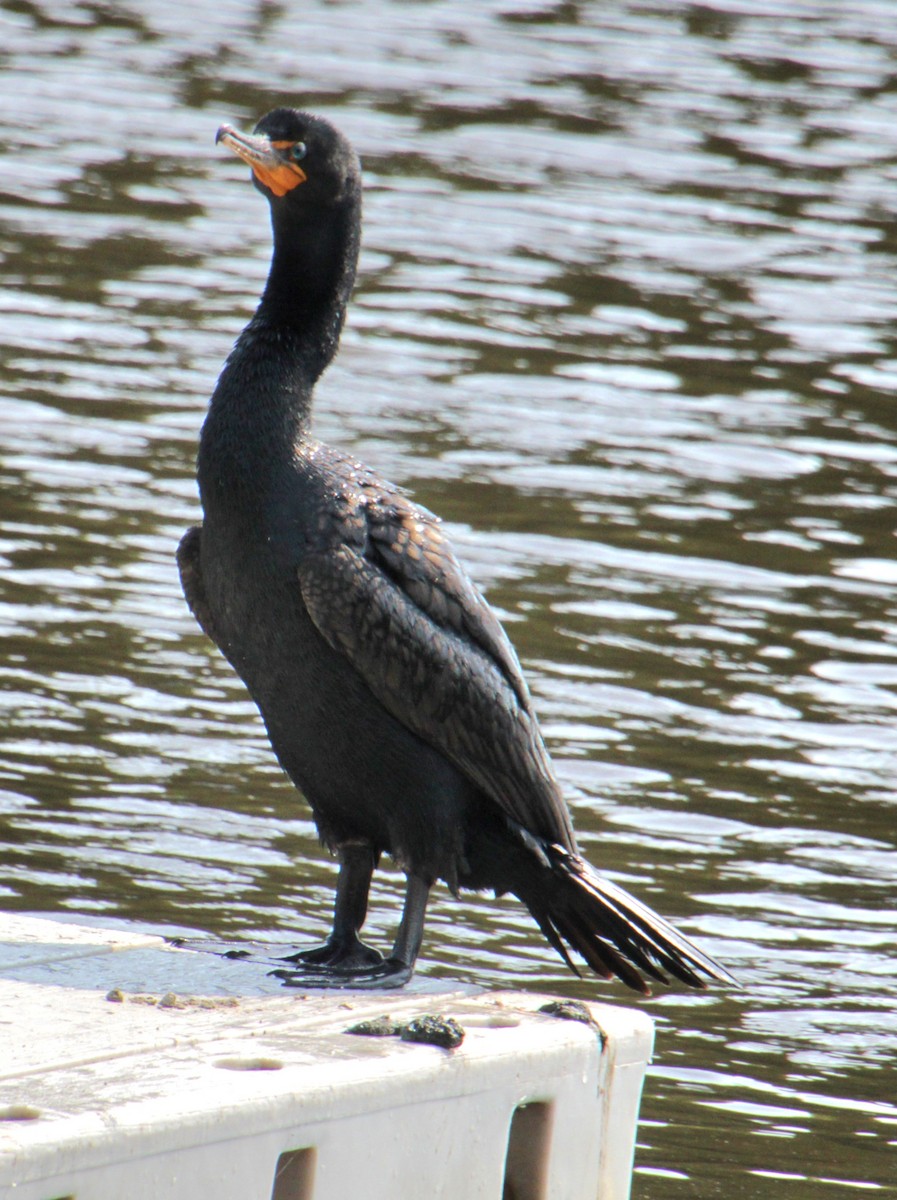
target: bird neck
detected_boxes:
[256,192,361,390]
[200,189,361,499]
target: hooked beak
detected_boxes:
[216,124,307,197]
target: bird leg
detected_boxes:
[280,841,383,970]
[388,873,429,972]
[272,870,431,990]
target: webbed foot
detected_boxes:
[270,956,414,990]
[279,936,384,970]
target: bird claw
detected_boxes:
[270,956,413,990]
[279,938,384,970]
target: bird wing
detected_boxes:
[297,486,576,850]
[177,525,222,644]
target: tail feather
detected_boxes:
[529,901,642,990]
[557,900,655,994]
[516,843,734,995]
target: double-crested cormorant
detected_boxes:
[178,107,732,994]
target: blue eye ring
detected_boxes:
[290,142,307,162]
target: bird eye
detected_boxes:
[290,142,307,162]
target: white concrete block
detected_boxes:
[0,913,654,1199]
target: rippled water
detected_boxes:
[2,0,897,1194]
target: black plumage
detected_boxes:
[178,107,732,994]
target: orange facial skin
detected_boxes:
[216,125,307,197]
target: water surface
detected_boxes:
[1,1,896,1194]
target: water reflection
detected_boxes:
[2,0,897,1194]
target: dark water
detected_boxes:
[2,0,896,1193]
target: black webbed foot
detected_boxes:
[279,936,384,970]
[271,874,430,990]
[270,956,414,990]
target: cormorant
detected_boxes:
[178,107,732,994]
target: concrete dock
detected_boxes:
[0,913,654,1199]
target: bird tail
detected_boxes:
[514,842,734,995]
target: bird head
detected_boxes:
[216,107,360,208]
